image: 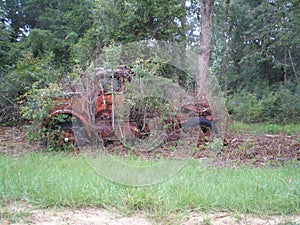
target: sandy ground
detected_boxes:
[1,202,300,225]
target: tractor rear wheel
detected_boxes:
[182,117,218,134]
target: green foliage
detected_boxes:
[131,59,161,77]
[70,27,100,68]
[265,124,279,134]
[0,51,60,124]
[227,91,263,123]
[227,83,300,124]
[102,42,122,70]
[1,0,300,126]
[0,0,28,40]
[93,0,185,44]
[2,51,57,100]
[229,121,300,135]
[213,0,300,112]
[129,60,178,118]
[19,83,63,122]
[19,83,76,150]
[22,29,53,57]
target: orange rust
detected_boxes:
[45,67,214,143]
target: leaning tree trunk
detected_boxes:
[196,0,214,104]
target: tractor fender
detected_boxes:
[44,109,92,137]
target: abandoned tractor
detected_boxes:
[43,66,215,149]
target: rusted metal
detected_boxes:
[44,66,214,147]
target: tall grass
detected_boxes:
[0,153,299,216]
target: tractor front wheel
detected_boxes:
[56,122,76,146]
[45,122,77,151]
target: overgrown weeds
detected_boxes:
[0,153,299,217]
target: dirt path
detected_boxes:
[1,202,300,225]
[0,202,151,225]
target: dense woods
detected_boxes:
[1,0,299,125]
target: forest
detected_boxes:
[1,0,300,125]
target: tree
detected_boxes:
[0,0,28,41]
[210,0,300,95]
[0,0,94,124]
[71,0,187,68]
[210,0,300,123]
[196,0,215,103]
[93,0,185,44]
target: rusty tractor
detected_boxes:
[43,66,215,149]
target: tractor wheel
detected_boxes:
[56,122,76,146]
[182,117,218,134]
[45,122,76,150]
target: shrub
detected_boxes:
[0,52,59,125]
[18,82,64,143]
[227,83,300,124]
[227,90,263,123]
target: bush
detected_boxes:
[0,52,59,125]
[227,90,263,123]
[20,83,65,122]
[227,83,300,124]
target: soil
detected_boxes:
[1,125,300,224]
[1,202,300,225]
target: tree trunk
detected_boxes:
[288,50,299,82]
[179,0,187,86]
[284,46,287,86]
[223,0,230,95]
[196,0,214,104]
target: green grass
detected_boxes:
[230,121,300,135]
[0,210,30,224]
[0,153,299,217]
